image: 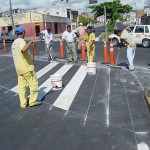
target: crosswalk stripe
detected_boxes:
[10,62,58,93]
[52,65,87,111]
[37,64,73,100]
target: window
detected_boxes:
[135,26,144,33]
[145,26,149,33]
[56,12,59,15]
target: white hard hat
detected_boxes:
[79,23,83,26]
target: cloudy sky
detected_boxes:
[0,0,149,13]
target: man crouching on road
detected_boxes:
[11,26,42,108]
[114,29,136,71]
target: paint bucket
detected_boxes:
[50,74,62,90]
[87,62,96,75]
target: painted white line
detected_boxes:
[10,62,58,93]
[0,85,11,93]
[38,64,73,100]
[120,70,138,147]
[51,66,87,111]
[133,72,144,91]
[14,93,18,96]
[135,132,149,135]
[106,68,110,127]
[83,67,100,126]
[0,64,14,72]
[99,32,104,38]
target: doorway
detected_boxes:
[54,23,58,34]
[8,26,12,32]
[35,23,40,36]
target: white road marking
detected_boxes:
[120,70,138,147]
[135,132,149,135]
[51,66,87,111]
[0,64,14,72]
[83,67,100,126]
[133,72,144,91]
[38,64,73,100]
[106,68,110,127]
[10,62,58,93]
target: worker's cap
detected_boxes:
[15,26,25,34]
[79,23,83,26]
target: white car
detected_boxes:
[109,25,150,48]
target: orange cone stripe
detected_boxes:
[60,40,64,59]
[81,40,86,61]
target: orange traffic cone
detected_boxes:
[109,39,115,65]
[60,39,64,59]
[81,40,86,61]
[101,38,109,64]
[3,39,7,52]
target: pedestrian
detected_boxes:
[11,26,42,108]
[62,25,78,63]
[84,26,96,62]
[43,27,55,62]
[114,29,136,71]
[76,23,85,51]
[40,29,45,41]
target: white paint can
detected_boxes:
[50,74,62,90]
[87,62,96,75]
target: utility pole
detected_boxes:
[9,0,14,34]
[104,6,107,38]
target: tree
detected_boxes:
[79,14,97,26]
[78,15,89,25]
[89,0,132,31]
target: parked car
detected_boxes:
[0,31,15,42]
[109,25,150,48]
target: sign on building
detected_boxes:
[89,0,98,4]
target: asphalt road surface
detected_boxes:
[0,28,150,150]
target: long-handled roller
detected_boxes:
[109,48,122,68]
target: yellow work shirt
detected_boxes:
[84,33,95,48]
[11,38,34,75]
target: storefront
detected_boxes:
[0,11,66,37]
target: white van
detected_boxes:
[109,25,150,48]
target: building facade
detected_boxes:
[0,8,67,37]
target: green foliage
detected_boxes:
[78,15,97,25]
[79,16,88,25]
[89,0,132,30]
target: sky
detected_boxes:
[0,0,149,13]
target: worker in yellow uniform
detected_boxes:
[11,26,42,108]
[84,26,95,62]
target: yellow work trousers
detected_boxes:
[18,71,38,108]
[87,46,95,62]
